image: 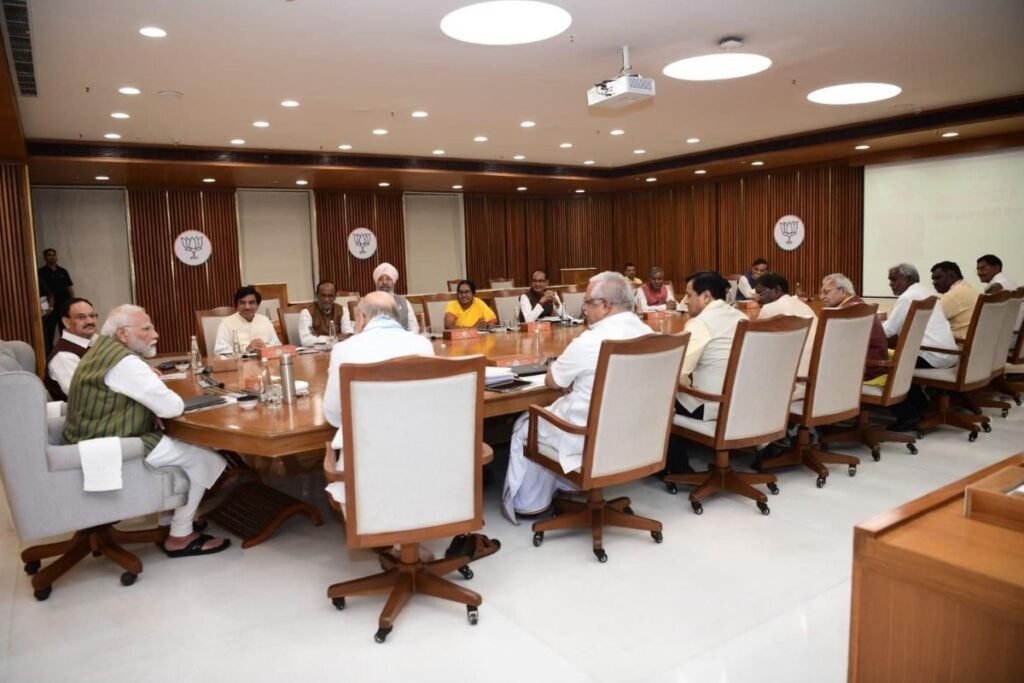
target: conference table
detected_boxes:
[163,314,690,547]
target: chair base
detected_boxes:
[918,393,990,440]
[760,425,860,485]
[665,450,776,514]
[822,409,918,461]
[20,523,169,599]
[327,543,481,642]
[531,489,662,561]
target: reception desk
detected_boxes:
[848,453,1024,682]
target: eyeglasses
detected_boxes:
[820,287,836,297]
[70,313,99,321]
[582,297,607,308]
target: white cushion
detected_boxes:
[913,366,958,383]
[861,384,884,398]
[790,399,805,416]
[672,414,716,436]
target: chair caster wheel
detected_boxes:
[594,548,607,563]
[666,483,677,495]
[981,422,991,433]
[651,531,663,543]
[691,501,703,515]
[120,572,137,587]
[848,465,857,477]
[871,446,881,462]
[532,532,544,547]
[968,431,978,442]
[623,505,634,515]
[467,606,479,625]
[374,626,392,643]
[34,586,52,601]
[1016,397,1022,407]
[906,443,918,455]
[458,565,474,580]
[767,482,779,495]
[816,476,826,489]
[1001,408,1009,418]
[916,431,925,439]
[24,560,40,575]
[332,597,345,610]
[757,501,770,515]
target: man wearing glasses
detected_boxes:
[44,297,97,401]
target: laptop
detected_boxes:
[182,394,228,412]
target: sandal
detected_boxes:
[161,533,231,558]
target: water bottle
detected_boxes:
[231,330,242,357]
[279,352,296,405]
[328,319,338,345]
[259,357,271,402]
[190,335,202,371]
[534,327,543,362]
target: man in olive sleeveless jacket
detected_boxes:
[63,304,230,558]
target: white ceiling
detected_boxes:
[11,0,1024,167]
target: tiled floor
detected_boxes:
[2,407,1022,683]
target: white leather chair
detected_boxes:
[526,334,689,561]
[278,303,307,346]
[486,289,526,326]
[489,278,514,289]
[760,303,877,486]
[323,355,486,643]
[967,288,1023,414]
[421,293,456,330]
[665,316,811,514]
[194,306,235,357]
[561,289,585,319]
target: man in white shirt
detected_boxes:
[519,269,563,323]
[214,285,281,355]
[755,272,819,379]
[977,253,1022,349]
[882,263,958,430]
[45,297,97,401]
[736,258,769,302]
[633,266,677,312]
[503,271,653,523]
[299,280,353,346]
[372,262,419,333]
[63,305,229,557]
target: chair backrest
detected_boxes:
[953,291,1011,389]
[561,290,585,319]
[995,288,1023,369]
[447,279,462,293]
[194,306,236,357]
[1009,288,1024,364]
[335,291,360,310]
[800,303,877,423]
[882,297,936,404]
[0,339,35,372]
[489,278,514,289]
[339,355,484,547]
[421,293,456,328]
[581,335,689,488]
[486,289,525,326]
[715,316,812,447]
[254,283,289,321]
[726,274,743,304]
[278,303,308,346]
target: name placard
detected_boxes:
[644,311,668,323]
[489,354,539,367]
[260,345,298,360]
[520,321,553,334]
[443,328,479,341]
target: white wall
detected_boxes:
[403,193,465,295]
[31,187,133,320]
[863,148,1024,297]
[237,190,316,303]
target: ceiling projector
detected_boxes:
[587,46,655,109]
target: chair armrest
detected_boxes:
[323,441,345,484]
[527,405,589,436]
[794,376,808,384]
[676,384,724,403]
[46,439,146,473]
[865,359,893,368]
[919,345,961,356]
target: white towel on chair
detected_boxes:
[78,437,123,491]
[46,401,64,419]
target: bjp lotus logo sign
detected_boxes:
[174,230,212,265]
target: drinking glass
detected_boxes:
[173,361,190,373]
[267,382,283,407]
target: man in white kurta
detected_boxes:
[46,298,97,398]
[298,281,354,346]
[755,273,819,380]
[214,285,281,355]
[977,254,1022,348]
[502,272,653,523]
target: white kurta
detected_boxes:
[518,292,563,323]
[48,331,91,396]
[214,312,281,355]
[881,282,958,369]
[298,306,354,346]
[502,311,653,523]
[676,299,747,420]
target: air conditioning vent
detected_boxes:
[2,0,36,96]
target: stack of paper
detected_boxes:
[485,366,517,387]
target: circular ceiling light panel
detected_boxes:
[452,185,463,190]
[378,181,391,187]
[663,53,772,81]
[95,175,110,181]
[609,129,624,136]
[582,160,595,165]
[230,138,246,145]
[139,26,166,38]
[295,180,308,186]
[280,100,300,108]
[517,186,527,191]
[372,128,388,135]
[411,111,429,118]
[474,135,488,142]
[686,137,700,144]
[111,112,130,119]
[520,120,535,128]
[441,1,572,46]
[513,154,526,160]
[253,120,270,128]
[338,144,353,150]
[855,144,871,150]
[432,149,446,155]
[118,86,141,95]
[104,133,121,140]
[203,178,216,183]
[806,82,901,105]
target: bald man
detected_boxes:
[372,262,419,333]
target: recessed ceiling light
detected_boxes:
[111,112,130,119]
[203,178,216,183]
[373,128,388,135]
[559,142,573,148]
[280,100,299,108]
[378,181,391,187]
[230,138,246,145]
[610,129,625,136]
[432,149,446,155]
[941,131,959,138]
[440,1,572,46]
[807,82,902,105]
[474,135,488,142]
[411,110,429,118]
[663,53,772,81]
[520,120,535,128]
[855,144,871,150]
[517,186,528,191]
[95,175,110,181]
[694,169,707,175]
[295,180,309,186]
[104,133,121,140]
[575,189,585,194]
[118,86,141,95]
[686,137,700,144]
[452,184,463,190]
[513,154,526,160]
[338,144,353,150]
[253,120,270,128]
[139,26,166,38]
[645,177,657,182]
[583,160,596,165]
[633,149,646,154]
[751,160,764,166]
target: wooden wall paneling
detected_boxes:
[524,198,546,281]
[716,178,745,276]
[763,169,800,288]
[690,182,718,273]
[315,191,407,294]
[589,194,616,275]
[314,190,349,291]
[0,164,40,351]
[504,198,529,284]
[544,198,569,279]
[834,165,864,292]
[463,195,507,288]
[646,188,684,285]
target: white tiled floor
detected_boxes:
[2,407,1022,683]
